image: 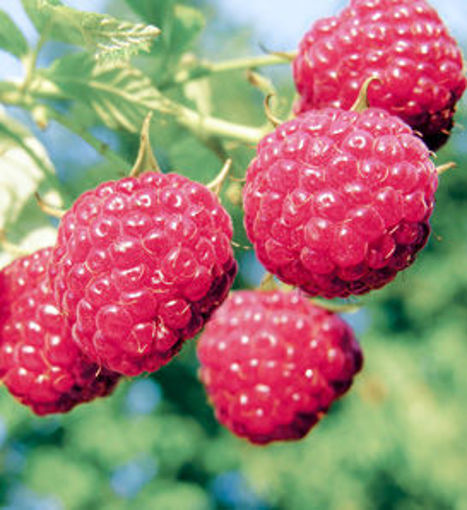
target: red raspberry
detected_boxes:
[243,108,438,298]
[198,290,362,444]
[0,249,119,416]
[293,0,466,150]
[49,172,237,376]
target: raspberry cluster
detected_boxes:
[2,0,462,446]
[243,107,438,298]
[0,173,237,414]
[198,291,363,444]
[293,0,466,150]
[0,249,119,415]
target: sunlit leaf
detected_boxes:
[42,52,164,133]
[21,0,160,61]
[124,0,174,28]
[0,9,28,58]
[0,109,60,266]
[125,1,204,56]
[169,5,205,56]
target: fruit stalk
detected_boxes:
[161,52,297,89]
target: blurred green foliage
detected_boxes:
[0,1,467,509]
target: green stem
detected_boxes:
[0,81,131,170]
[310,298,361,314]
[2,74,267,147]
[160,51,297,89]
[172,102,266,145]
[29,76,267,144]
[20,30,48,95]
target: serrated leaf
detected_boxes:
[0,9,28,58]
[125,1,204,56]
[42,52,164,133]
[125,2,204,83]
[21,0,160,61]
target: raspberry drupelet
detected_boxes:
[243,107,438,298]
[198,290,363,444]
[49,172,237,376]
[293,0,466,150]
[0,248,119,415]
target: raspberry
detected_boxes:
[49,172,237,376]
[293,0,466,150]
[198,290,362,444]
[0,249,119,415]
[243,107,438,298]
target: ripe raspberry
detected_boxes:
[49,172,237,376]
[293,0,466,150]
[198,290,362,444]
[0,249,119,415]
[243,107,438,298]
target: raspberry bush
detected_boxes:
[0,0,466,509]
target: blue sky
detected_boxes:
[217,0,467,48]
[1,0,466,54]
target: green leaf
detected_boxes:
[124,0,174,27]
[0,114,52,178]
[21,0,160,61]
[42,52,164,133]
[169,5,205,56]
[125,1,204,57]
[0,10,28,58]
[25,449,102,510]
[0,109,60,265]
[125,2,204,84]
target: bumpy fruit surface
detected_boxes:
[198,290,363,444]
[243,108,438,298]
[0,249,119,415]
[293,0,466,150]
[49,172,237,376]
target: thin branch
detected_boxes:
[129,112,161,176]
[436,161,456,175]
[160,52,297,89]
[264,94,283,127]
[207,158,232,195]
[34,192,66,219]
[310,298,361,314]
[3,75,267,147]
